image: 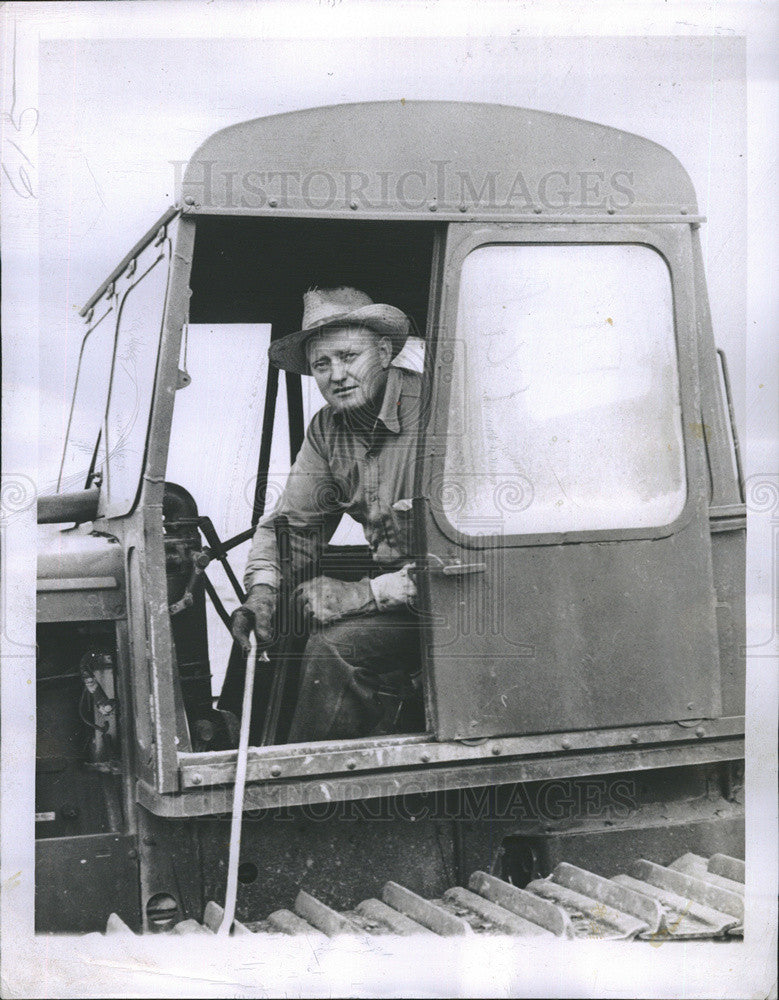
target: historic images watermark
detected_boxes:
[172,160,637,212]
[179,775,639,824]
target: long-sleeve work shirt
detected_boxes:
[244,367,422,593]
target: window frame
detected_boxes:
[425,222,703,550]
[101,247,172,518]
[57,301,115,493]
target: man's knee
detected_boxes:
[303,619,364,665]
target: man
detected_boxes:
[230,286,423,742]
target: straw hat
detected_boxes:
[268,286,411,375]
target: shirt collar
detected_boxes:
[376,366,404,434]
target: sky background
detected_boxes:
[36,31,748,489]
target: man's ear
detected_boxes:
[377,335,393,368]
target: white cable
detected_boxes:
[218,636,265,935]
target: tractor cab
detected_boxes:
[37,102,744,891]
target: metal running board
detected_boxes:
[105,852,745,940]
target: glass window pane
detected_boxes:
[104,256,169,512]
[443,244,686,535]
[58,305,114,492]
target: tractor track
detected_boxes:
[103,851,744,940]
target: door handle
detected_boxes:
[423,555,487,576]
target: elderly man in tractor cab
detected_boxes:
[230,287,424,742]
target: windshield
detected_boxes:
[58,219,175,511]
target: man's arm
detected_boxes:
[233,416,342,648]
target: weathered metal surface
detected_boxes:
[668,852,746,894]
[294,890,362,936]
[146,739,746,816]
[709,526,746,716]
[524,878,647,940]
[172,918,211,934]
[709,853,745,883]
[37,530,125,622]
[715,348,745,499]
[495,795,744,893]
[354,898,429,935]
[550,862,663,934]
[202,901,252,935]
[135,808,204,933]
[265,909,327,938]
[468,871,573,937]
[689,227,744,509]
[612,874,739,939]
[421,222,722,742]
[382,882,471,936]
[36,833,141,934]
[630,859,744,922]
[182,102,698,218]
[38,488,101,524]
[38,575,118,592]
[443,886,552,936]
[105,913,134,934]
[177,716,745,790]
[105,851,743,940]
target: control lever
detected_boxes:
[169,549,212,615]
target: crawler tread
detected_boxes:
[111,852,744,939]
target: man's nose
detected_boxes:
[330,360,347,382]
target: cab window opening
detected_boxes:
[165,218,438,752]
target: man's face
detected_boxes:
[307,326,392,411]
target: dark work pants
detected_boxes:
[285,608,422,743]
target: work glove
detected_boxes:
[369,563,417,612]
[295,576,377,626]
[230,584,277,654]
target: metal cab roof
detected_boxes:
[182,100,699,220]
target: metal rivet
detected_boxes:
[421,752,430,763]
[533,206,542,214]
[183,195,196,206]
[458,203,468,213]
[350,200,358,210]
[270,765,282,777]
[680,208,688,215]
[561,738,571,750]
[607,207,616,215]
[268,198,278,208]
[346,759,356,770]
[695,726,705,738]
[469,720,478,728]
[428,201,437,212]
[491,744,502,756]
[191,773,202,785]
[687,703,694,710]
[630,733,639,744]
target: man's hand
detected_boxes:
[369,564,417,611]
[230,584,277,654]
[295,576,376,626]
